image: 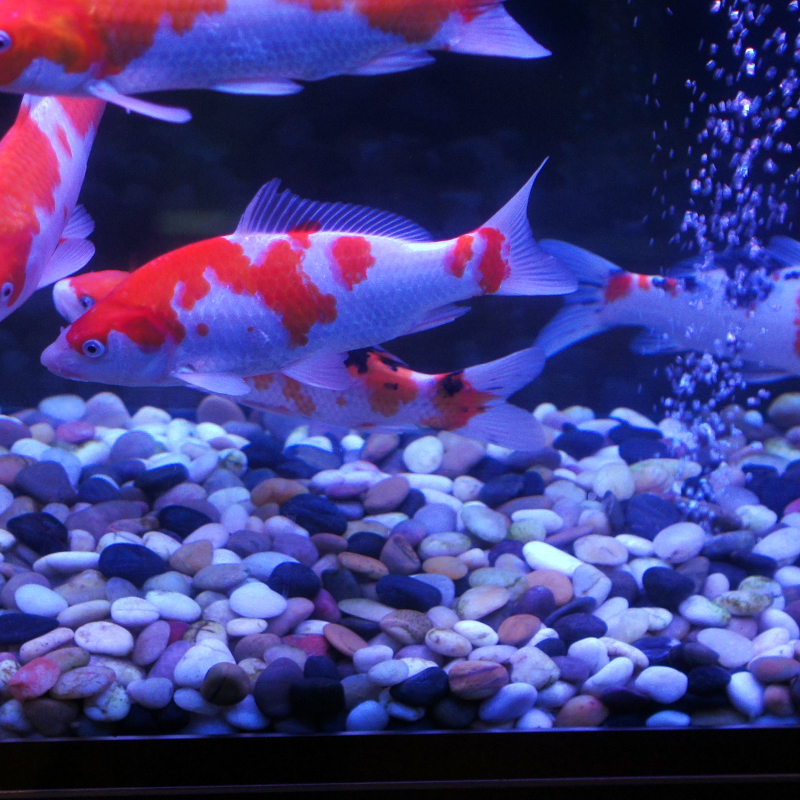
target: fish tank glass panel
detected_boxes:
[0,1,798,781]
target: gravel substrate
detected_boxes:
[0,390,799,738]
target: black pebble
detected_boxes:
[6,513,68,556]
[553,613,607,647]
[284,444,342,472]
[241,439,283,470]
[289,677,345,719]
[276,458,317,480]
[321,569,362,601]
[98,543,170,587]
[667,642,720,672]
[117,705,159,736]
[545,597,597,627]
[626,494,682,540]
[708,561,748,587]
[469,457,510,483]
[728,550,778,578]
[488,540,525,565]
[280,494,347,535]
[157,505,213,539]
[599,687,653,715]
[642,566,695,611]
[702,531,757,560]
[340,617,381,639]
[631,636,675,667]
[267,562,321,599]
[618,438,671,465]
[552,656,590,684]
[242,468,277,490]
[608,424,662,444]
[115,459,148,484]
[553,426,604,459]
[77,475,121,504]
[687,665,731,695]
[304,656,340,681]
[608,569,639,603]
[522,471,545,496]
[347,532,386,559]
[509,586,556,620]
[398,489,426,518]
[755,475,800,515]
[452,575,470,597]
[390,666,449,707]
[376,575,442,612]
[134,463,189,496]
[536,638,567,657]
[478,473,525,508]
[430,696,478,729]
[253,658,303,718]
[0,613,59,644]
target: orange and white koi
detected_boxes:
[0,94,103,322]
[0,0,549,123]
[53,268,545,448]
[41,165,574,394]
[536,238,800,382]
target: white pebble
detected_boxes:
[522,541,582,576]
[592,463,635,500]
[403,436,444,474]
[512,509,564,533]
[353,645,394,673]
[173,687,219,715]
[634,666,688,704]
[535,681,576,709]
[367,660,409,687]
[646,710,691,727]
[582,657,634,696]
[40,394,87,422]
[183,522,229,548]
[678,595,732,627]
[226,618,268,637]
[614,534,654,558]
[696,628,755,668]
[14,584,68,617]
[74,621,134,657]
[453,620,499,647]
[752,526,800,564]
[223,695,269,731]
[515,708,554,729]
[126,677,174,709]
[145,590,201,623]
[567,638,609,674]
[173,639,235,689]
[229,581,287,619]
[111,597,160,627]
[346,700,390,732]
[478,683,537,723]
[758,608,800,638]
[727,671,764,719]
[83,683,130,722]
[652,522,706,564]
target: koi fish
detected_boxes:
[0,94,103,322]
[0,0,549,123]
[53,268,545,448]
[535,237,800,382]
[41,164,575,394]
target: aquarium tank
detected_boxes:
[0,0,798,751]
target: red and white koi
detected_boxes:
[0,94,103,322]
[53,268,545,448]
[536,238,800,382]
[0,0,549,123]
[42,165,575,394]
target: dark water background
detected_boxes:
[0,0,797,421]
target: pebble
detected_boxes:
[402,436,444,474]
[479,683,537,723]
[697,628,756,668]
[652,522,706,564]
[633,666,688,704]
[448,660,509,699]
[230,582,288,619]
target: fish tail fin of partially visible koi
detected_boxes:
[485,163,578,297]
[451,345,546,450]
[448,3,550,59]
[535,239,625,358]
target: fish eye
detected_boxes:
[82,339,105,358]
[0,32,11,53]
[79,295,94,310]
[0,282,12,302]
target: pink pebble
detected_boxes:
[148,641,193,681]
[0,652,19,663]
[56,421,95,444]
[8,657,60,700]
[312,589,342,623]
[785,497,800,515]
[283,634,329,657]
[167,621,190,644]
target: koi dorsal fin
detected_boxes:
[236,180,434,242]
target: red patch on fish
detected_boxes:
[55,125,72,157]
[0,99,62,305]
[638,274,650,291]
[604,273,633,303]
[0,0,228,85]
[346,349,418,417]
[249,373,275,392]
[300,0,485,43]
[421,370,493,431]
[447,234,473,279]
[289,220,322,250]
[196,322,209,337]
[68,270,129,304]
[282,377,317,416]
[58,97,104,138]
[331,235,375,291]
[476,227,509,294]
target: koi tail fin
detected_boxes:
[452,345,546,450]
[448,3,551,59]
[534,240,623,358]
[484,163,577,297]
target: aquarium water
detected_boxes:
[0,0,798,741]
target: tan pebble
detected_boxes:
[338,598,394,622]
[526,569,573,606]
[468,645,518,664]
[427,606,459,630]
[50,665,116,700]
[324,623,369,657]
[251,477,308,506]
[509,646,560,689]
[379,609,432,644]
[763,684,794,717]
[18,627,75,663]
[423,556,467,581]
[452,620,498,648]
[554,694,609,727]
[498,614,541,647]
[169,540,214,575]
[338,552,389,581]
[57,600,111,629]
[456,585,510,620]
[448,660,509,699]
[24,697,78,737]
[573,534,629,567]
[424,628,472,658]
[45,646,91,674]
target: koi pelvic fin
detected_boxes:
[88,82,192,124]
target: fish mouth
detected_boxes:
[40,342,78,379]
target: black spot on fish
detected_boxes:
[344,349,371,374]
[440,372,464,397]
[384,382,399,391]
[377,354,403,371]
[782,270,800,281]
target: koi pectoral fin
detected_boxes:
[173,371,251,396]
[281,351,355,391]
[88,82,192,123]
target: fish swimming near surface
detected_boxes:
[0,94,104,322]
[535,237,800,382]
[0,0,549,123]
[41,164,575,395]
[53,269,546,449]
